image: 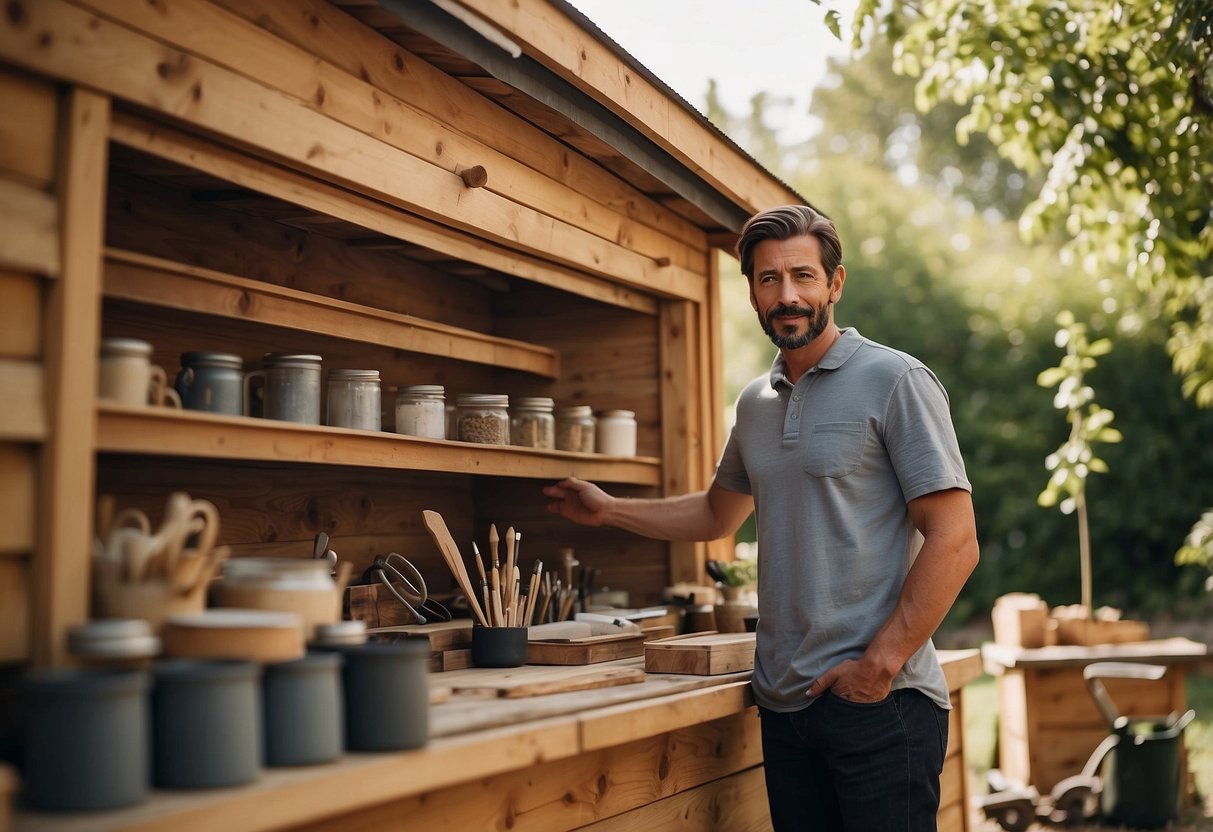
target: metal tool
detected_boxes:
[362,552,451,625]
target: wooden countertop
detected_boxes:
[982,636,1209,671]
[14,651,982,831]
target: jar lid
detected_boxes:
[222,557,333,582]
[456,393,510,407]
[328,369,380,381]
[100,337,153,357]
[512,396,555,411]
[397,384,444,397]
[312,620,367,647]
[601,409,636,419]
[557,405,593,418]
[180,351,243,369]
[68,619,160,659]
[263,353,322,368]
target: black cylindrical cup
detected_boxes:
[23,668,150,811]
[262,651,344,766]
[152,659,262,788]
[337,641,429,751]
[470,625,528,668]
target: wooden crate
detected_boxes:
[644,632,755,675]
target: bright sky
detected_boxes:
[568,0,856,145]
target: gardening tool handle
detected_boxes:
[1083,661,1167,726]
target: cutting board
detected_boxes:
[444,663,645,698]
[644,631,756,675]
[526,632,646,665]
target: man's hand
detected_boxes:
[543,477,612,526]
[807,656,895,703]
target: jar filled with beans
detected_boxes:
[555,405,595,453]
[456,393,510,444]
[510,397,555,449]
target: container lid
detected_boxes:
[328,369,381,381]
[152,658,263,681]
[68,618,160,659]
[557,405,593,418]
[600,409,636,419]
[456,393,509,408]
[180,351,243,369]
[312,620,367,647]
[512,397,555,411]
[25,667,150,696]
[396,384,445,398]
[100,337,153,357]
[262,353,322,368]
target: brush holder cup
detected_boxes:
[470,625,528,668]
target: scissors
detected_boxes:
[363,552,451,625]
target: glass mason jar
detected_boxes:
[326,369,381,431]
[456,393,510,444]
[394,384,446,439]
[510,396,555,449]
[596,409,638,456]
[555,405,596,453]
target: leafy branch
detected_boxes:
[1037,310,1123,616]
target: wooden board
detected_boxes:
[444,663,645,698]
[526,632,646,665]
[644,632,755,676]
[367,619,473,651]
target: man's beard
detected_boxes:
[759,301,830,350]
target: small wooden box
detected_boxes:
[527,632,646,665]
[644,632,755,675]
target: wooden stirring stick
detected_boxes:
[421,510,488,627]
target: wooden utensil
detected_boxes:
[421,510,488,626]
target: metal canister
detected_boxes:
[176,351,244,415]
[326,369,382,430]
[245,353,322,424]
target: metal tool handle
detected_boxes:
[1083,661,1166,726]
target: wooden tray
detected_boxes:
[444,663,645,699]
[367,620,472,651]
[526,632,646,665]
[644,631,755,675]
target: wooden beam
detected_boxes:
[73,0,709,276]
[34,87,108,667]
[577,767,770,831]
[0,359,45,441]
[0,66,57,188]
[579,681,754,750]
[0,444,36,556]
[104,248,562,379]
[0,0,703,301]
[660,300,705,585]
[109,112,662,314]
[453,0,806,216]
[0,271,43,359]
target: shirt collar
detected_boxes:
[768,327,863,389]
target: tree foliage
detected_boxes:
[839,0,1213,405]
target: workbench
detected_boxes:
[12,650,982,831]
[982,637,1209,795]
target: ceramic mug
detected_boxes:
[176,351,244,415]
[99,338,181,408]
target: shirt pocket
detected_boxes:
[803,421,868,478]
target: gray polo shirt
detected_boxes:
[714,328,970,712]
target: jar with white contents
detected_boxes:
[596,409,637,456]
[394,384,446,439]
[325,369,381,430]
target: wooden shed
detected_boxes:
[0,2,981,829]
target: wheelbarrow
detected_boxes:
[981,661,1196,830]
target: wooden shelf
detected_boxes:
[103,248,560,379]
[96,403,662,485]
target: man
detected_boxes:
[543,204,978,831]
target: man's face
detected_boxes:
[749,235,842,351]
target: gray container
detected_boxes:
[152,660,262,788]
[336,641,429,751]
[262,652,344,766]
[23,668,150,811]
[176,351,244,415]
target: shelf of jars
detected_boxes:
[94,403,662,485]
[102,248,560,379]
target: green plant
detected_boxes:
[719,557,757,588]
[1177,510,1213,588]
[1037,311,1123,617]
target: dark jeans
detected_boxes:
[759,688,949,832]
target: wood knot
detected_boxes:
[459,165,488,189]
[654,256,671,267]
